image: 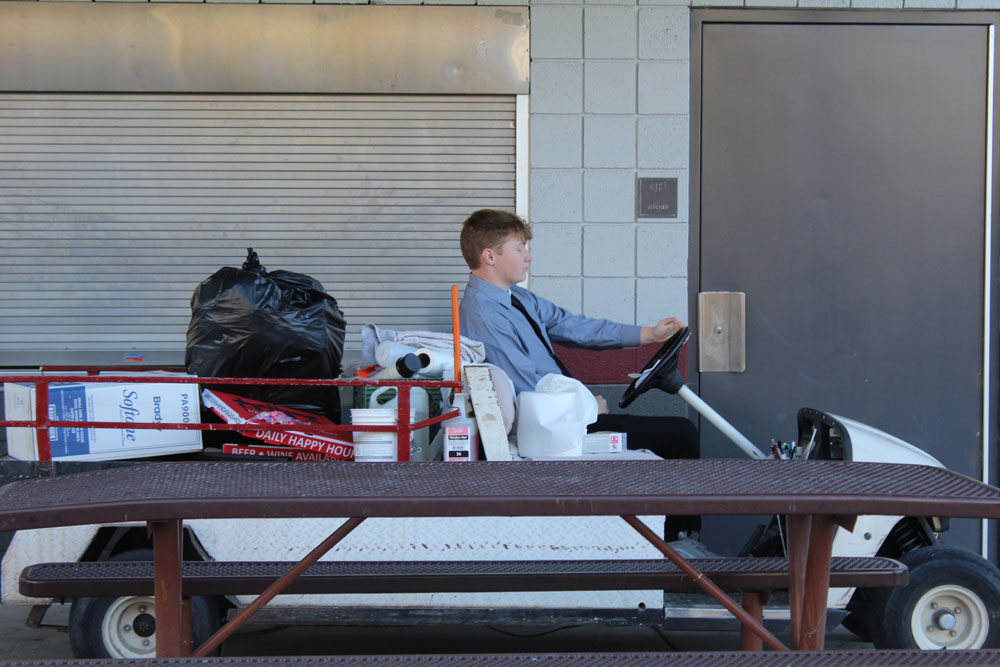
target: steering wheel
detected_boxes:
[619,327,690,409]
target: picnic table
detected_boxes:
[1,459,999,658]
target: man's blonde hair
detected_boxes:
[460,209,533,270]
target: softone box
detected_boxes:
[3,382,202,461]
[583,431,626,454]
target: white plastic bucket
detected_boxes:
[351,433,397,462]
[351,408,400,424]
[369,387,431,461]
[350,408,415,462]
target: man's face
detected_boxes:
[491,234,531,288]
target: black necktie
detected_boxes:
[509,293,572,377]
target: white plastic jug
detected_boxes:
[375,341,419,367]
[414,348,453,379]
[369,386,431,461]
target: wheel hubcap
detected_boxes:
[932,609,957,631]
[132,613,156,638]
[101,596,157,658]
[911,585,989,649]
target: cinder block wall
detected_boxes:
[527,2,690,329]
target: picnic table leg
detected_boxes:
[192,516,366,658]
[786,514,810,646]
[786,514,837,650]
[739,590,770,651]
[150,519,184,658]
[621,515,789,652]
[181,598,193,655]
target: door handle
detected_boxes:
[698,292,746,372]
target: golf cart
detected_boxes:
[4,328,1000,657]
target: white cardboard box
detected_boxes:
[3,382,202,461]
[583,431,626,454]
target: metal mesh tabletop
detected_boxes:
[1,460,998,531]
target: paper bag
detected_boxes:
[516,374,599,458]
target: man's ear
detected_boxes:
[480,247,495,267]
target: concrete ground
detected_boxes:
[1,602,873,659]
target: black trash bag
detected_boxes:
[186,248,347,422]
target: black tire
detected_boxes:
[870,545,1000,649]
[841,583,875,641]
[840,609,873,642]
[68,549,224,658]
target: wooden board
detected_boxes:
[464,365,513,461]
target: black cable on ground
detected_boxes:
[484,625,580,639]
[651,625,681,651]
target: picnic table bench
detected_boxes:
[2,459,999,658]
[19,556,907,599]
[17,555,908,652]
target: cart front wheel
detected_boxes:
[871,545,1000,649]
[908,583,989,648]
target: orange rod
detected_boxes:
[451,285,461,383]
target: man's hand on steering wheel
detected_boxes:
[620,326,691,409]
[641,317,686,345]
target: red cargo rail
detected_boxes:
[0,372,461,462]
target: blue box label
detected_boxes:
[49,385,90,457]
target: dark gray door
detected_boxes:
[695,19,991,556]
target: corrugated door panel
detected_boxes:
[0,94,515,364]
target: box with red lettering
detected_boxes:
[202,388,354,461]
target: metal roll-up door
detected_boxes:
[0,93,516,366]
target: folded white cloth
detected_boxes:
[361,324,486,367]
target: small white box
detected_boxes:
[583,431,626,454]
[4,381,202,461]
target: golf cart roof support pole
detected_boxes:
[677,385,768,459]
[982,24,995,562]
[452,285,461,384]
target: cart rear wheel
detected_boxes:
[67,549,224,659]
[871,545,1000,649]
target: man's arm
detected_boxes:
[524,291,642,350]
[525,291,684,348]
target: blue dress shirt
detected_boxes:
[459,274,642,394]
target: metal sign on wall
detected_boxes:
[636,177,678,218]
[0,2,529,94]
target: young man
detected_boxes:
[459,209,700,539]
